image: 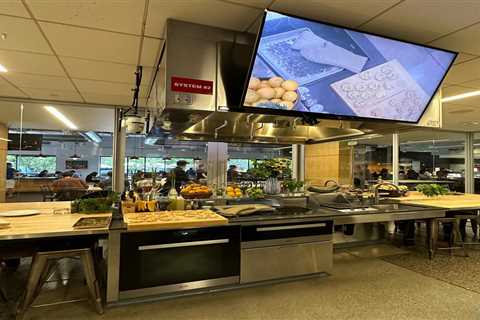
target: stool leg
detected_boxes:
[454,219,468,257]
[80,251,103,315]
[16,255,48,320]
[0,286,7,302]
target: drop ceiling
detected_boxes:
[0,0,480,131]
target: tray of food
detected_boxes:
[123,209,228,230]
[73,216,112,229]
[257,28,343,85]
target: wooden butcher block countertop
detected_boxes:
[0,202,111,240]
[124,210,228,231]
[394,192,480,210]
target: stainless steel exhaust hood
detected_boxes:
[146,20,442,145]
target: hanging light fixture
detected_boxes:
[69,142,81,160]
[123,66,146,134]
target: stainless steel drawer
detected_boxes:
[240,241,332,283]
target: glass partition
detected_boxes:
[399,130,465,192]
[352,134,393,189]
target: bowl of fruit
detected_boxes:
[226,185,243,198]
[180,183,213,199]
[245,76,300,110]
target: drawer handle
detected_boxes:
[256,223,327,232]
[138,239,229,251]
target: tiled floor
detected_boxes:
[2,245,480,320]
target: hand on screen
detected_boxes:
[292,30,368,74]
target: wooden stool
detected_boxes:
[16,248,103,320]
[433,217,468,257]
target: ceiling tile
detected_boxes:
[221,0,271,8]
[0,15,51,54]
[82,93,132,106]
[361,0,480,44]
[40,22,140,64]
[21,87,83,102]
[0,0,30,17]
[271,0,399,28]
[457,79,480,90]
[26,0,145,35]
[443,59,480,84]
[73,79,148,97]
[145,0,262,37]
[4,73,75,91]
[140,38,163,67]
[0,76,27,97]
[61,57,153,84]
[442,85,476,97]
[430,23,480,55]
[454,53,478,65]
[0,50,65,76]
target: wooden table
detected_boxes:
[0,202,111,240]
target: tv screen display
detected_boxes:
[8,134,43,151]
[240,10,457,123]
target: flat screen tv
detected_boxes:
[8,134,43,151]
[239,10,457,123]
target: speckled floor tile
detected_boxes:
[346,243,410,258]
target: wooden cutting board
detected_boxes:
[123,210,228,231]
[214,204,275,217]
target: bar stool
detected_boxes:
[16,248,103,320]
[433,217,468,257]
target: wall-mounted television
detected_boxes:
[66,160,88,170]
[238,10,457,123]
[8,134,43,151]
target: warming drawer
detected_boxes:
[241,240,332,283]
[240,219,334,283]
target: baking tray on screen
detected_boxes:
[257,28,343,85]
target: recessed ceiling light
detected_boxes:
[44,105,78,130]
[441,90,480,102]
[0,64,7,73]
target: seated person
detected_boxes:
[52,171,88,192]
[85,171,100,183]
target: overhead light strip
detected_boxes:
[441,90,480,103]
[44,106,78,130]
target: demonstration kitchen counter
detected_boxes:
[394,192,480,210]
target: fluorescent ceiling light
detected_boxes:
[0,64,7,73]
[0,137,11,142]
[85,131,102,144]
[44,106,78,130]
[441,90,480,103]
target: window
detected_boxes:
[100,156,113,177]
[145,157,165,173]
[14,155,56,176]
[127,157,146,176]
[6,155,16,169]
[228,159,249,172]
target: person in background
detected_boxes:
[38,170,49,177]
[196,163,207,180]
[406,169,419,180]
[85,171,100,183]
[227,165,239,182]
[186,167,196,179]
[51,171,88,192]
[379,168,391,180]
[171,160,189,191]
[99,171,113,190]
[398,170,406,180]
[6,162,15,180]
